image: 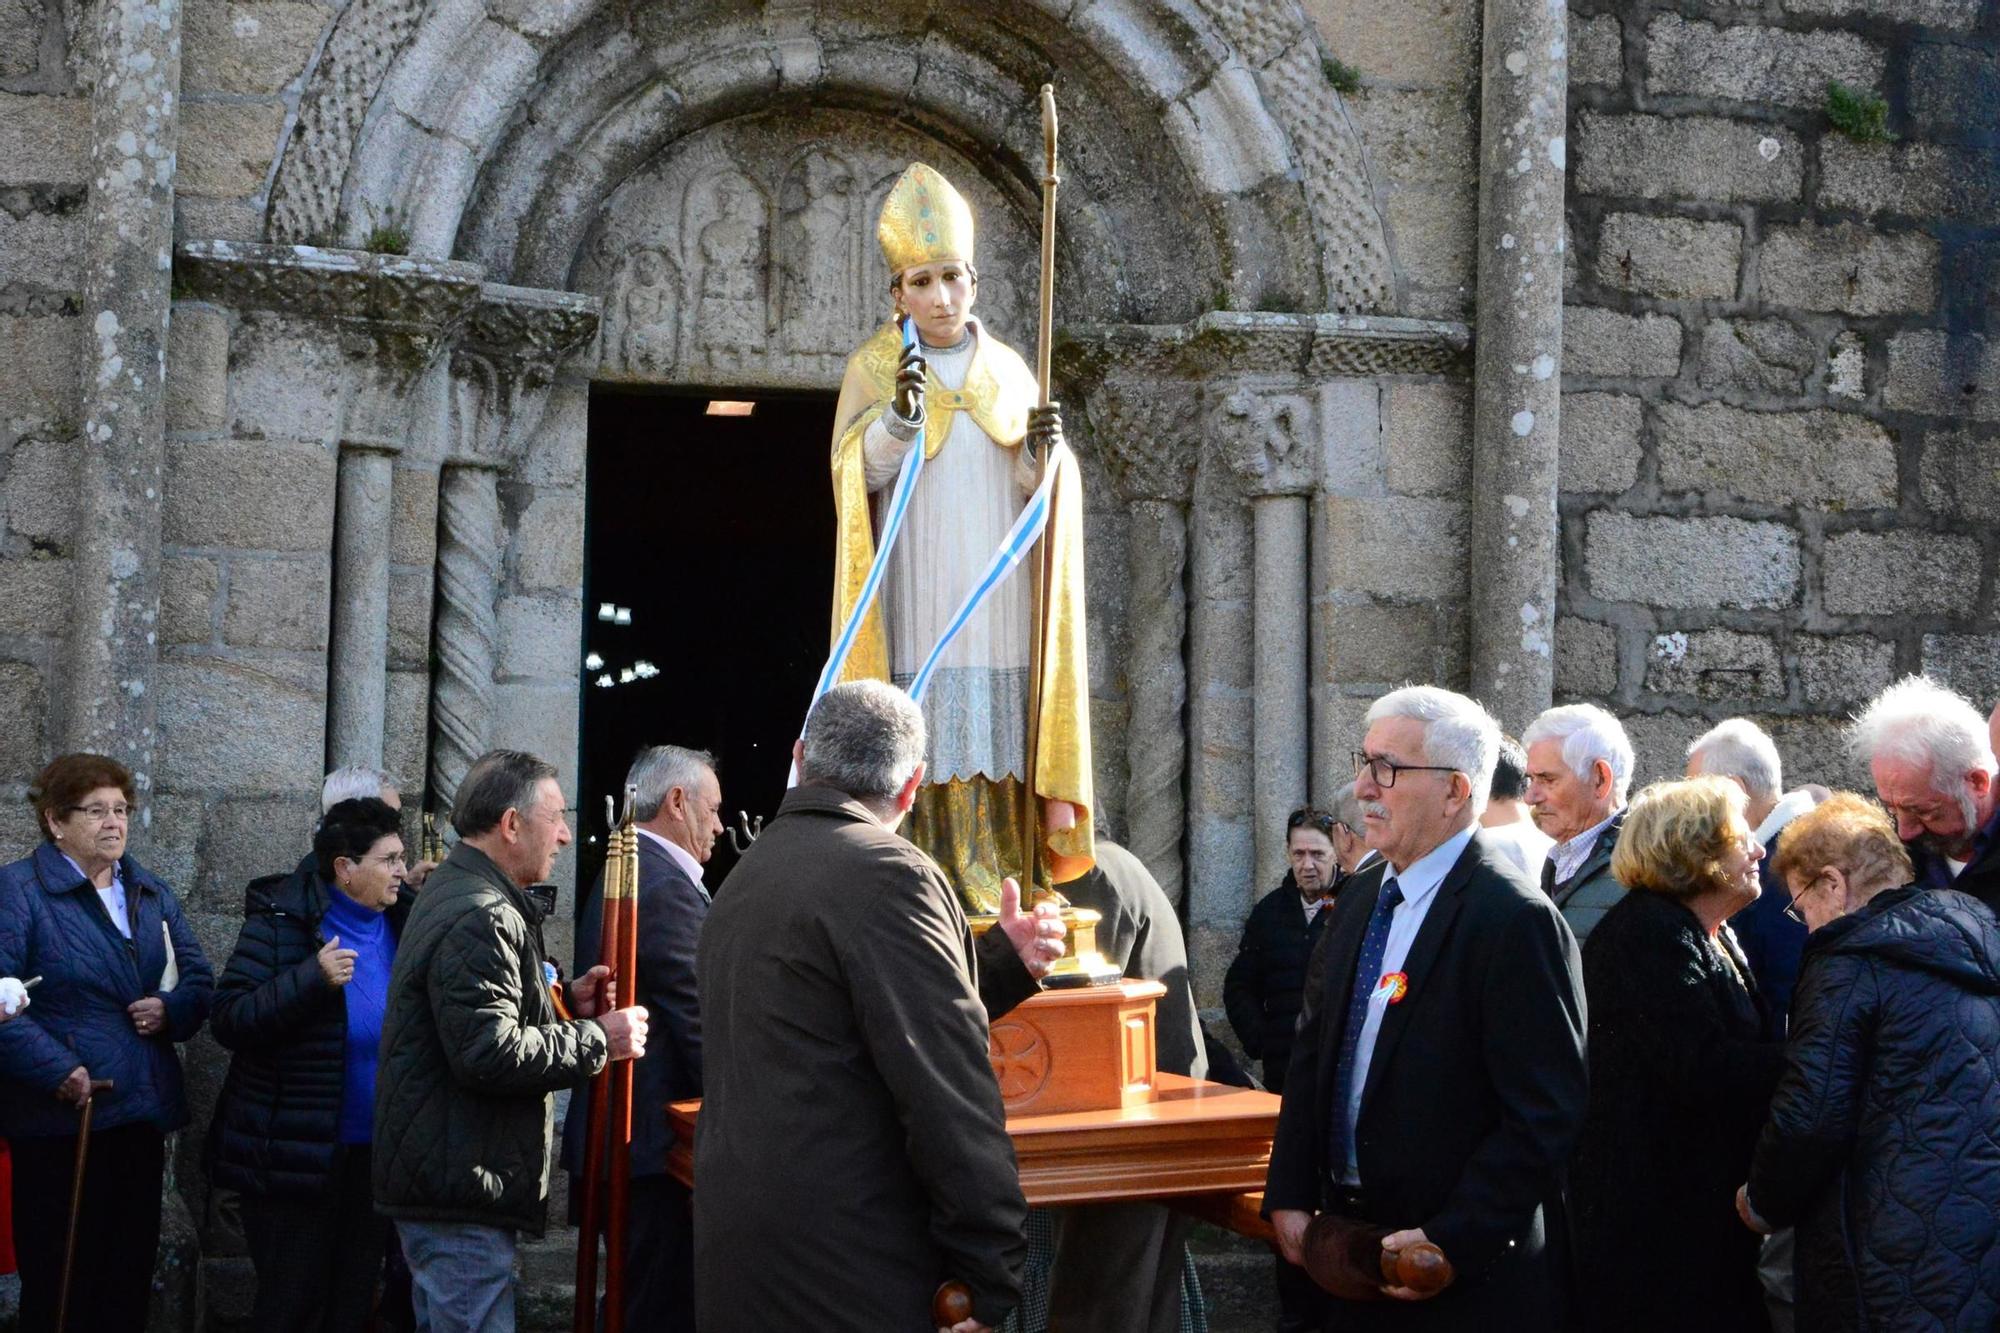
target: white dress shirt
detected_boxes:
[1342,824,1477,1184]
[636,827,711,903]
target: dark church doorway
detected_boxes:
[578,388,838,892]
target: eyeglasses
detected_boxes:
[366,852,409,869]
[65,803,131,824]
[1352,751,1460,789]
[1783,875,1829,924]
[1287,807,1335,834]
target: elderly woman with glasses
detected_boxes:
[1737,794,2000,1331]
[1567,776,1786,1333]
[0,753,214,1333]
[208,797,411,1332]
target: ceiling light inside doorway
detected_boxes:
[585,652,604,671]
[705,400,755,417]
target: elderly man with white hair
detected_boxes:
[318,766,436,889]
[1850,675,2000,916]
[1523,703,1636,943]
[1265,686,1587,1327]
[1686,719,1819,1033]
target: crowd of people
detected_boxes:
[0,670,1995,1333]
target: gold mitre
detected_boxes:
[877,163,976,276]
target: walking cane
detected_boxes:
[56,1078,115,1333]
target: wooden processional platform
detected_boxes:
[663,980,1281,1242]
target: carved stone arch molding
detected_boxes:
[264,0,1398,320]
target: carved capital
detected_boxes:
[1082,380,1199,503]
[1211,386,1317,496]
[177,241,483,377]
[1058,310,1472,387]
[464,282,601,384]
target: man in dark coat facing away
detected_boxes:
[563,743,723,1333]
[694,680,1028,1333]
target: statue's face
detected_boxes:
[896,259,976,345]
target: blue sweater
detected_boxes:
[322,885,394,1144]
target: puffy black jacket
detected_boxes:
[1222,874,1331,1092]
[1748,887,2000,1331]
[206,856,404,1199]
[373,842,609,1234]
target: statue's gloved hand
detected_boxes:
[1025,403,1065,467]
[894,344,927,424]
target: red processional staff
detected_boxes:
[574,787,640,1333]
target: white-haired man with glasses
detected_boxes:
[1850,675,2000,916]
[1523,703,1636,943]
[1264,686,1587,1328]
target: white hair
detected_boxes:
[1364,686,1501,815]
[1686,718,1783,803]
[322,766,396,814]
[1523,703,1635,804]
[626,745,717,822]
[1849,676,1996,825]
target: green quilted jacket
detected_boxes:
[373,842,608,1234]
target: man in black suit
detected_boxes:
[1265,686,1587,1331]
[565,744,723,1333]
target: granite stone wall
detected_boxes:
[1560,0,2000,789]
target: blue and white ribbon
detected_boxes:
[806,316,928,709]
[906,442,1059,703]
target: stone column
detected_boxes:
[60,0,183,785]
[327,447,396,768]
[1251,494,1309,888]
[1467,0,1567,723]
[429,462,501,812]
[1123,499,1189,904]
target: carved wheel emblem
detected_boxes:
[988,1020,1051,1102]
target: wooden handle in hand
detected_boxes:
[1378,1240,1453,1293]
[932,1280,973,1326]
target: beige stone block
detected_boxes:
[166,306,231,435]
[160,555,220,645]
[0,0,45,80]
[1822,530,1980,616]
[389,465,439,567]
[382,670,431,806]
[1622,711,1713,786]
[1759,222,1938,316]
[1571,13,1623,86]
[1644,16,1884,107]
[178,102,285,198]
[1594,214,1741,300]
[1695,318,1816,396]
[223,555,330,650]
[0,661,44,779]
[182,0,325,95]
[1554,617,1618,699]
[1908,43,1998,137]
[1643,628,1784,701]
[1577,112,1803,204]
[1885,331,2000,421]
[0,314,81,426]
[156,656,324,790]
[1819,139,1998,221]
[0,205,80,291]
[3,433,75,545]
[1586,514,1800,609]
[192,794,318,909]
[1347,88,1475,189]
[0,555,69,635]
[1918,427,2000,520]
[1921,634,2000,706]
[1324,496,1468,601]
[512,490,584,591]
[1655,403,1897,507]
[1381,382,1469,496]
[1796,633,1895,708]
[497,593,579,680]
[387,566,431,671]
[1559,392,1642,494]
[1385,186,1474,295]
[1562,307,1682,379]
[1781,0,1980,28]
[165,439,337,552]
[0,94,86,184]
[1304,0,1476,87]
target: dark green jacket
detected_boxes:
[373,843,609,1234]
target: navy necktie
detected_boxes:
[1328,878,1403,1176]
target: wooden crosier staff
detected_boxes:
[1020,82,1061,898]
[573,787,640,1333]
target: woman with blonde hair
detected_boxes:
[1738,794,2000,1331]
[1568,775,1786,1332]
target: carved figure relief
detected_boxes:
[778,150,858,353]
[576,109,1037,389]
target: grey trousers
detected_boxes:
[396,1219,517,1333]
[1046,1202,1196,1333]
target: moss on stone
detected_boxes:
[1825,81,1892,143]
